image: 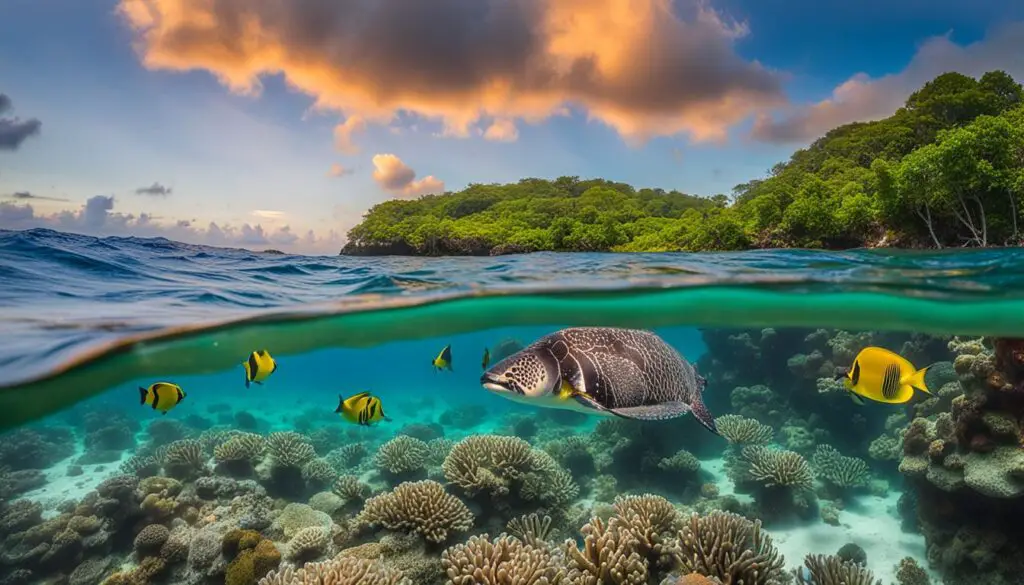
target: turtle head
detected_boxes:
[481,347,560,399]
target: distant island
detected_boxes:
[341,71,1024,256]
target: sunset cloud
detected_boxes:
[752,22,1024,143]
[371,154,445,198]
[117,0,785,146]
[0,198,339,252]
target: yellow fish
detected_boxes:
[335,392,392,426]
[139,382,186,415]
[243,350,277,388]
[838,346,932,405]
[482,347,490,371]
[432,344,453,372]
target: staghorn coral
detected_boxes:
[375,436,431,478]
[506,513,554,547]
[442,533,566,585]
[565,515,648,585]
[163,439,208,479]
[358,480,474,544]
[613,494,681,571]
[715,415,774,446]
[794,554,880,585]
[258,556,411,585]
[675,511,785,585]
[741,446,814,490]
[811,445,870,489]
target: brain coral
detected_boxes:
[374,436,430,476]
[442,533,566,585]
[258,556,411,585]
[133,524,171,555]
[358,480,473,544]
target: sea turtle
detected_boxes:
[480,326,719,435]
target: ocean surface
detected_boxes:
[1,227,1023,585]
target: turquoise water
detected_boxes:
[1,227,1023,585]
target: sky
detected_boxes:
[1,0,1023,254]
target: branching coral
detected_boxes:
[214,433,267,467]
[326,443,368,471]
[741,446,814,490]
[374,436,430,477]
[258,557,411,585]
[302,459,338,488]
[565,516,648,585]
[268,432,318,469]
[163,439,208,479]
[658,450,702,474]
[715,415,774,446]
[442,435,536,496]
[358,480,474,544]
[286,526,331,561]
[506,513,554,547]
[811,445,870,489]
[442,533,566,585]
[427,439,455,466]
[120,455,161,478]
[333,475,369,503]
[675,511,785,585]
[794,554,880,585]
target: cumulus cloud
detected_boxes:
[371,154,445,197]
[135,182,173,196]
[328,163,353,177]
[333,115,366,154]
[483,119,519,142]
[752,22,1024,143]
[0,197,341,253]
[117,0,785,145]
[0,93,42,151]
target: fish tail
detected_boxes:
[334,394,345,414]
[689,394,719,436]
[138,387,147,405]
[906,365,932,395]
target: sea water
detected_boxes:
[1,228,1023,585]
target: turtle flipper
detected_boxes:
[603,401,693,421]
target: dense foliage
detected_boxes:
[343,71,1024,255]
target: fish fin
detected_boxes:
[139,387,148,405]
[272,361,278,373]
[571,393,623,416]
[255,381,263,386]
[834,368,849,381]
[848,391,866,406]
[347,391,371,403]
[687,395,720,435]
[335,394,346,414]
[162,411,167,416]
[177,387,185,401]
[905,365,932,395]
[383,415,393,422]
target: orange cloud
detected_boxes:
[117,0,784,146]
[483,119,519,142]
[333,115,365,154]
[371,154,445,197]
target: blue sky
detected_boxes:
[1,0,1022,253]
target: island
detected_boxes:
[341,71,1023,256]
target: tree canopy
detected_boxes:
[343,71,1024,256]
